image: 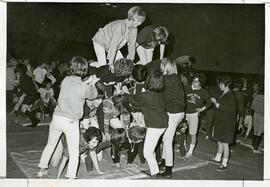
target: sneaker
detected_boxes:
[208,159,221,165]
[37,168,48,177]
[184,152,193,159]
[217,164,227,171]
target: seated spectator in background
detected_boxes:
[57,127,104,178]
[33,60,48,87]
[13,63,40,127]
[232,78,245,135]
[92,6,146,69]
[52,61,69,100]
[7,58,20,120]
[6,57,18,93]
[136,25,169,65]
[36,78,57,119]
[251,86,264,154]
[22,58,35,80]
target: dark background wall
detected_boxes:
[7,3,264,74]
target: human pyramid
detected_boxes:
[9,6,263,180]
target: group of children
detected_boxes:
[7,5,264,180]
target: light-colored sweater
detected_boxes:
[92,19,137,63]
[251,94,264,115]
[54,76,98,120]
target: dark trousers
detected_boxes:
[175,132,187,157]
[111,139,145,164]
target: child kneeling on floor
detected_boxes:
[57,127,104,178]
[110,126,146,167]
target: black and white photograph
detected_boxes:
[1,0,270,186]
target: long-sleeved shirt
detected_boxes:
[92,19,137,62]
[233,90,245,118]
[185,86,212,114]
[251,94,264,115]
[19,73,38,96]
[54,76,98,120]
[137,25,168,49]
[129,91,168,129]
[164,74,185,113]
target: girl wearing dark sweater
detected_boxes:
[159,58,185,178]
[136,25,169,65]
[129,70,168,179]
[185,73,212,158]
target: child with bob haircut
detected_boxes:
[37,56,98,179]
[159,58,185,178]
[92,6,146,69]
[136,25,169,65]
[57,127,104,178]
[210,76,237,171]
[128,70,168,179]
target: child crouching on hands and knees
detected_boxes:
[37,56,99,179]
[110,126,146,168]
[57,127,104,178]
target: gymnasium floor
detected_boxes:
[6,113,263,180]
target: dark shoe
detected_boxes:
[140,170,151,176]
[26,119,40,128]
[208,159,221,165]
[24,111,40,128]
[160,172,172,179]
[140,160,146,164]
[160,166,172,179]
[217,164,227,171]
[158,159,166,171]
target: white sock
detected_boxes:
[214,153,222,161]
[188,144,195,154]
[222,158,228,167]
